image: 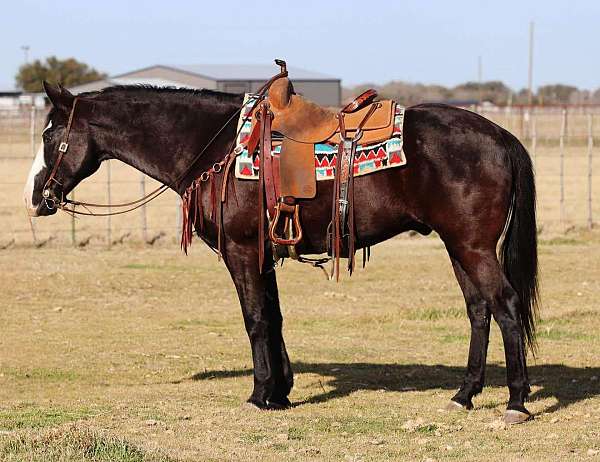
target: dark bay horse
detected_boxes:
[24,82,538,424]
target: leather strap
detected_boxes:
[259,104,277,217]
[59,59,290,218]
[43,97,79,194]
[341,89,378,114]
[257,103,276,271]
[330,101,380,280]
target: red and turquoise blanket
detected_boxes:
[234,95,406,181]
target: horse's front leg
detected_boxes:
[223,242,293,409]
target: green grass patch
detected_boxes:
[0,406,96,430]
[540,237,583,246]
[287,427,305,441]
[440,334,470,343]
[415,423,439,434]
[308,416,390,435]
[0,425,173,462]
[537,327,593,341]
[406,306,464,321]
[539,310,596,325]
[1,367,79,382]
[240,432,267,444]
[168,318,234,331]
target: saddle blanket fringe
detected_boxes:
[235,95,407,181]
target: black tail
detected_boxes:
[500,131,539,353]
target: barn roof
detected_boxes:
[169,64,338,81]
[111,64,339,82]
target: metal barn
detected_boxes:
[69,64,341,107]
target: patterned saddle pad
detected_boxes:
[234,95,407,181]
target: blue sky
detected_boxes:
[2,0,598,91]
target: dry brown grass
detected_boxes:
[1,232,600,461]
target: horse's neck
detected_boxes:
[101,99,239,195]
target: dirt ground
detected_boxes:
[1,231,599,461]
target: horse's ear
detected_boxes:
[43,81,74,112]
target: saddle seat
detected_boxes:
[267,78,396,145]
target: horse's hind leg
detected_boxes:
[447,257,491,411]
[452,247,531,423]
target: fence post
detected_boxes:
[28,114,38,244]
[106,160,112,248]
[588,113,594,229]
[530,109,537,163]
[140,172,148,242]
[70,190,76,246]
[176,196,182,240]
[559,108,567,226]
[28,216,37,245]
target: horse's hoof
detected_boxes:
[265,398,291,410]
[446,398,473,411]
[244,397,291,411]
[504,409,532,425]
[446,400,468,412]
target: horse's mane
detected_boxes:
[78,85,243,105]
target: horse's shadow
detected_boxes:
[191,362,600,414]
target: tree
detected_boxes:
[452,81,512,105]
[15,56,107,92]
[537,84,579,105]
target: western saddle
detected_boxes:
[248,60,396,277]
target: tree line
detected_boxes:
[16,56,599,106]
[344,81,600,106]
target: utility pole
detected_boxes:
[20,45,30,64]
[527,21,534,106]
[478,55,483,107]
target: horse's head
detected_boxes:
[24,82,102,217]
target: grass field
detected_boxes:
[1,232,600,461]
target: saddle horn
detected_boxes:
[274,59,287,74]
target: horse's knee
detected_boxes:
[489,291,522,331]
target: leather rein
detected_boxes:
[43,62,289,217]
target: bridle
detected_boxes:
[41,96,173,215]
[42,97,78,210]
[42,60,289,217]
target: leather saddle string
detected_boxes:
[257,104,274,271]
[257,107,266,270]
[331,140,343,281]
[347,102,378,274]
[330,103,380,279]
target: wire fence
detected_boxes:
[1,104,598,248]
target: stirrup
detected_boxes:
[269,202,302,246]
